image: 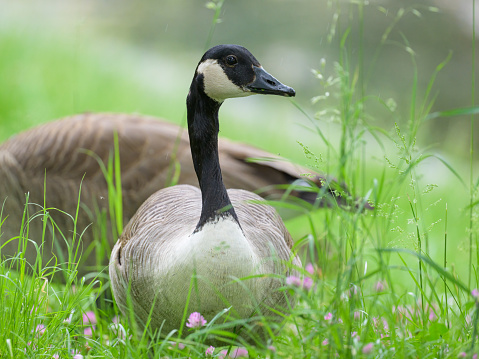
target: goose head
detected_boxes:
[186,44,296,231]
[190,44,295,103]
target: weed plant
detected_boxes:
[0,0,479,358]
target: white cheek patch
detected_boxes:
[197,59,254,102]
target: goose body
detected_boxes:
[0,112,331,278]
[112,185,296,332]
[109,45,301,342]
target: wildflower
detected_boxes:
[302,277,313,290]
[458,353,466,358]
[428,310,437,321]
[393,305,405,319]
[344,285,358,299]
[71,349,83,358]
[362,342,373,354]
[465,314,473,326]
[473,354,478,359]
[230,347,248,358]
[84,340,92,350]
[472,288,479,299]
[83,327,93,337]
[29,306,37,315]
[322,338,329,346]
[218,348,248,359]
[286,274,313,290]
[286,275,302,287]
[374,281,385,293]
[186,312,207,328]
[25,341,36,351]
[354,311,361,320]
[381,317,389,332]
[305,263,315,275]
[82,311,97,326]
[205,346,215,356]
[324,312,333,321]
[267,345,276,352]
[172,342,185,350]
[33,324,46,337]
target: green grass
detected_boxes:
[1,0,479,358]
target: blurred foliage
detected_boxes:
[0,0,477,157]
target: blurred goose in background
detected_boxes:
[0,109,345,278]
[109,44,301,343]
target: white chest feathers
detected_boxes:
[110,210,294,337]
[168,217,259,287]
[148,217,269,320]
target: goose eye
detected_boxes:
[225,55,238,66]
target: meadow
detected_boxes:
[0,0,478,357]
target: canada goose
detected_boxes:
[109,45,302,343]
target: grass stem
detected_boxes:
[469,0,476,291]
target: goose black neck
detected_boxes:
[187,75,240,231]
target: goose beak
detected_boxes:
[246,66,296,97]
